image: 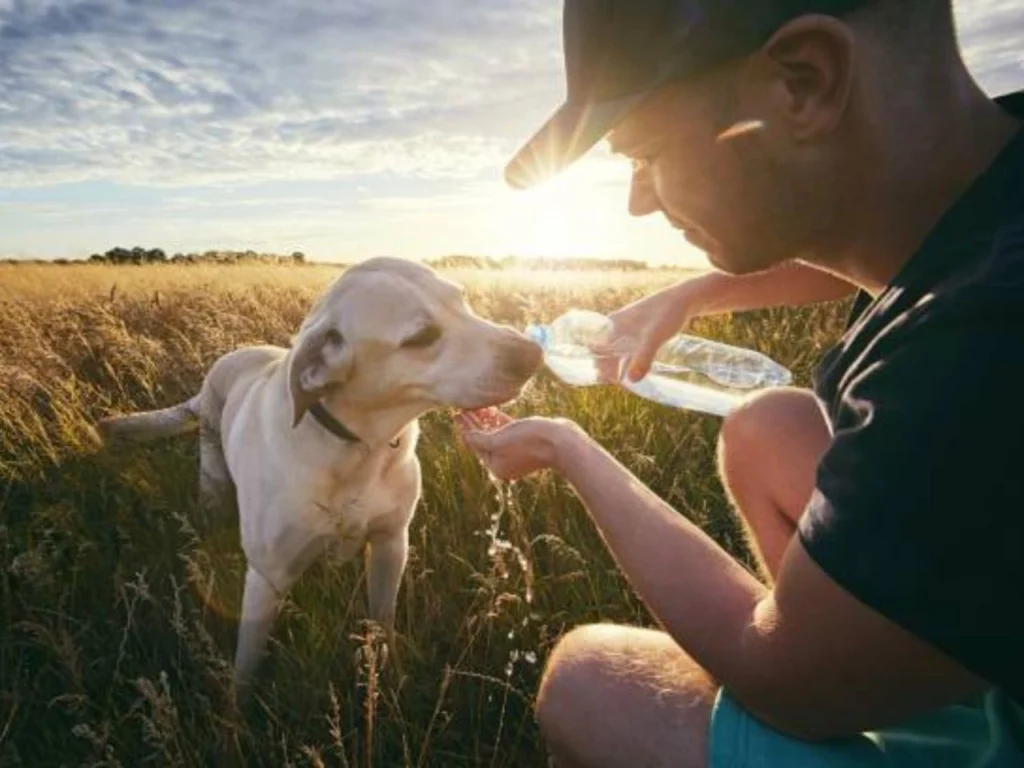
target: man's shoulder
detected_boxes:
[885,210,1023,326]
[898,215,1024,334]
[814,218,1024,414]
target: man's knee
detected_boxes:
[718,388,813,463]
[716,387,826,488]
[536,624,655,757]
[535,624,607,746]
[536,625,714,768]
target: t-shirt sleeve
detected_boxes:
[798,306,1024,695]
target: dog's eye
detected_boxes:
[402,324,441,349]
[325,329,344,346]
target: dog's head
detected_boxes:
[287,257,543,426]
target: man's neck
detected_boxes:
[811,77,1021,296]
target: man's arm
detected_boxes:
[685,261,857,318]
[548,424,987,740]
[602,261,857,381]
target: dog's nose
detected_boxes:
[504,336,544,380]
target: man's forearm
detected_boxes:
[552,424,768,689]
[686,261,856,317]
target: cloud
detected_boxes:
[0,0,564,186]
[1,1,1022,189]
[1,0,1022,265]
[956,0,1024,96]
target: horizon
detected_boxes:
[0,249,694,270]
[1,1,1023,267]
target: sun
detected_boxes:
[470,153,707,268]
[490,158,632,259]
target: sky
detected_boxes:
[1,1,1022,267]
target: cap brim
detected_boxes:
[504,91,650,190]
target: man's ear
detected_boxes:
[745,14,855,142]
[287,321,353,427]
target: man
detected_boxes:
[455,1,1024,766]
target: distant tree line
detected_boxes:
[82,247,307,265]
[0,250,689,271]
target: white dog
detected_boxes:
[96,257,542,692]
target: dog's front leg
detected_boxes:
[366,527,409,670]
[367,527,409,630]
[233,566,288,697]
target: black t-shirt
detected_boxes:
[798,89,1024,706]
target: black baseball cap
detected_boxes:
[504,0,870,189]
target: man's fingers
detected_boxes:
[595,354,621,383]
[459,428,493,452]
[592,333,637,356]
[483,409,514,429]
[454,411,475,431]
[456,407,511,431]
[625,343,658,382]
[454,414,505,452]
[593,331,643,383]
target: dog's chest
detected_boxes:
[310,451,416,555]
[323,483,390,541]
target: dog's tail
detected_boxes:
[97,395,201,443]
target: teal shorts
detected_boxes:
[709,687,1024,768]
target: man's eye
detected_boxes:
[402,325,442,349]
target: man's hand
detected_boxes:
[455,408,579,481]
[595,279,705,383]
[594,264,857,385]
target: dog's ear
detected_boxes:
[287,321,354,427]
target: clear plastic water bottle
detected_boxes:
[524,309,792,417]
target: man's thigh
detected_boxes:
[709,686,1007,768]
[536,624,717,768]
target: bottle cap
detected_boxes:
[524,324,549,347]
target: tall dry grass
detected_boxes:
[0,263,850,766]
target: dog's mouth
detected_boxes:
[455,405,508,432]
[453,386,524,411]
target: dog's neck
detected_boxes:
[308,401,363,444]
[311,388,424,452]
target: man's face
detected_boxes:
[608,73,834,275]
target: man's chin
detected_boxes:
[674,219,789,274]
[704,244,783,276]
[681,229,735,268]
[682,227,716,251]
[703,247,736,273]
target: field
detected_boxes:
[0,263,851,767]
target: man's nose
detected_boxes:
[628,161,659,217]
